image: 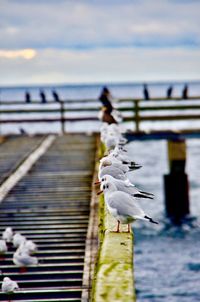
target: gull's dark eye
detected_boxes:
[103,185,105,190]
[106,184,109,188]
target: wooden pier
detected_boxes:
[0,134,103,301]
[1,96,200,301]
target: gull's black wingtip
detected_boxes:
[144,215,159,224]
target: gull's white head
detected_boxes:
[100,157,112,168]
[100,180,117,193]
[100,174,114,184]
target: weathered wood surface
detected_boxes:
[0,134,98,301]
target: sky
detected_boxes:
[0,0,200,86]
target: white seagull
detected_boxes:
[2,227,13,243]
[1,276,19,294]
[13,249,38,272]
[101,180,158,232]
[100,174,154,199]
[17,240,38,255]
[13,233,26,248]
[110,146,138,167]
[98,165,127,182]
[0,240,8,257]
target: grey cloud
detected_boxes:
[0,0,200,50]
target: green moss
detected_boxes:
[92,142,136,302]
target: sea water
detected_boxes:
[127,139,200,302]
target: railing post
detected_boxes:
[134,99,140,132]
[60,101,65,134]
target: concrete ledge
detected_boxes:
[92,140,136,302]
[93,196,136,302]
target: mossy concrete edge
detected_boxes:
[92,141,136,302]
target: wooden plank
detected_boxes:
[0,117,99,123]
[81,135,99,302]
[0,135,55,203]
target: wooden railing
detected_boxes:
[1,97,200,133]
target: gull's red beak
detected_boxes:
[97,190,103,195]
[94,181,101,185]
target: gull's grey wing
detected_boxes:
[106,191,145,218]
[100,166,126,180]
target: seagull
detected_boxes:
[13,249,38,272]
[98,107,118,124]
[17,240,38,254]
[1,276,19,294]
[100,155,141,172]
[13,233,26,248]
[101,180,158,232]
[100,174,154,199]
[2,227,13,243]
[110,146,138,167]
[99,157,130,173]
[0,240,7,259]
[98,165,127,182]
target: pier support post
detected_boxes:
[60,101,65,134]
[134,100,140,132]
[164,139,190,223]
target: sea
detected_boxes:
[1,81,200,301]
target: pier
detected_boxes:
[1,96,200,301]
[0,134,100,301]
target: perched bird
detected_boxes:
[13,233,26,248]
[0,240,7,259]
[98,165,127,182]
[1,276,19,293]
[17,240,37,254]
[2,227,13,243]
[100,155,141,172]
[99,157,130,174]
[13,249,38,272]
[110,146,138,167]
[98,107,118,124]
[101,180,158,232]
[100,174,154,199]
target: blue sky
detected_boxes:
[0,0,200,85]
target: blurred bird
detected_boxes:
[13,249,38,273]
[2,227,13,243]
[1,277,19,300]
[13,233,26,248]
[0,240,7,260]
[17,240,38,255]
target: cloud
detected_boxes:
[0,49,36,59]
[0,47,200,85]
[0,0,200,49]
[0,0,199,84]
